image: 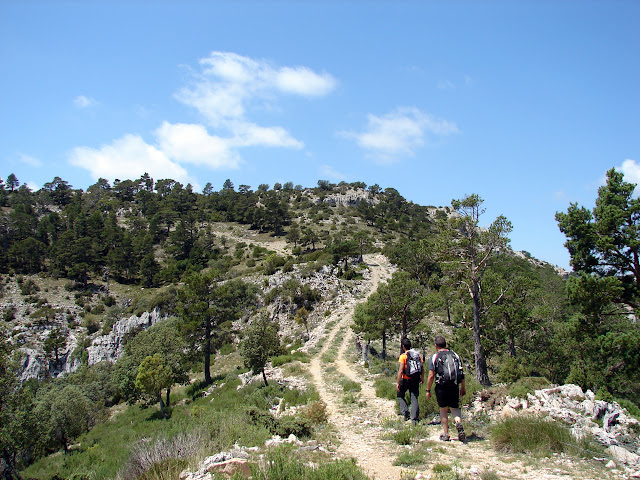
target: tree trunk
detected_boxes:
[204,319,212,385]
[381,331,387,361]
[262,369,269,387]
[158,392,169,419]
[472,279,491,386]
[363,340,370,364]
[166,386,171,408]
[508,334,517,358]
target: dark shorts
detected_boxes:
[434,384,459,409]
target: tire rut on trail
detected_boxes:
[308,254,403,480]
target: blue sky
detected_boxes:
[1,1,639,270]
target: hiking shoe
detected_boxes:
[455,422,466,442]
[412,419,419,426]
[439,433,450,442]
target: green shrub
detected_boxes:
[342,392,358,404]
[282,387,318,407]
[616,398,640,419]
[432,463,452,473]
[497,355,530,383]
[386,424,426,445]
[490,414,577,456]
[340,379,361,392]
[253,445,370,480]
[219,342,236,355]
[271,351,310,367]
[507,377,552,399]
[393,448,429,467]
[480,469,501,480]
[274,415,312,438]
[300,400,328,425]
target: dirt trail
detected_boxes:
[308,253,403,480]
[305,253,619,480]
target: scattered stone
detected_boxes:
[207,459,251,478]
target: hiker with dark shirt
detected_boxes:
[426,335,467,441]
[397,338,424,425]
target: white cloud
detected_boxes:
[177,51,337,128]
[275,67,337,96]
[231,122,304,149]
[18,153,42,167]
[69,134,191,184]
[73,95,98,108]
[340,107,459,164]
[69,52,332,184]
[155,122,240,169]
[618,159,640,195]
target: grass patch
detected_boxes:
[21,373,320,479]
[271,351,311,367]
[374,377,396,400]
[254,445,371,480]
[385,423,427,445]
[321,349,337,363]
[393,445,430,467]
[490,414,601,458]
[342,392,359,404]
[431,462,467,480]
[340,379,361,392]
[479,469,501,480]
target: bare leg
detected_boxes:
[439,407,449,435]
[452,407,462,424]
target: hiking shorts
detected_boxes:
[434,384,459,409]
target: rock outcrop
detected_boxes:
[476,384,640,469]
[18,309,165,381]
[86,308,164,364]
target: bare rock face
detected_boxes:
[18,309,164,381]
[314,188,378,207]
[87,308,164,364]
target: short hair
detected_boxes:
[401,338,412,350]
[434,336,447,348]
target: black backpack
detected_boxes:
[433,350,463,386]
[404,349,423,381]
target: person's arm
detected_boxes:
[397,362,404,391]
[426,369,435,398]
[460,377,466,397]
[420,356,425,384]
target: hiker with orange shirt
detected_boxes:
[397,338,424,425]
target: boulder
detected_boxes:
[608,445,640,466]
[207,459,252,478]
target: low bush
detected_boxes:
[300,400,328,425]
[340,379,361,392]
[118,432,205,480]
[490,414,596,457]
[271,351,310,367]
[253,445,371,480]
[506,377,552,399]
[393,447,429,467]
[374,378,396,400]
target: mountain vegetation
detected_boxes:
[0,171,638,479]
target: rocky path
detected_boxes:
[305,254,623,480]
[308,253,404,480]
